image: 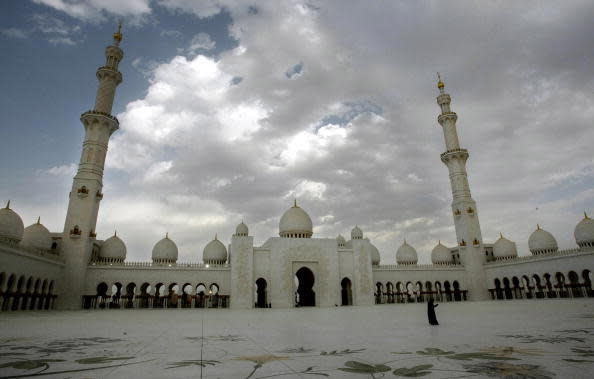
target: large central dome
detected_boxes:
[279,200,313,238]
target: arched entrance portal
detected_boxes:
[256,278,268,308]
[341,277,352,306]
[295,267,315,307]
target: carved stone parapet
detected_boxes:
[80,110,119,134]
[440,148,468,163]
[438,111,457,125]
[96,66,122,84]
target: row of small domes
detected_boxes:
[100,232,229,263]
[0,202,53,250]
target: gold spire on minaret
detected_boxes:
[113,21,123,45]
[437,72,444,90]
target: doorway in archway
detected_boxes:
[256,278,268,308]
[295,267,315,307]
[341,277,352,306]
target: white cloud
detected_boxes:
[48,36,76,46]
[43,163,77,176]
[160,29,182,38]
[187,32,216,54]
[27,0,592,263]
[33,0,151,22]
[1,28,28,39]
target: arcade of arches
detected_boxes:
[83,281,227,309]
[374,279,468,304]
[0,272,57,311]
[491,270,594,300]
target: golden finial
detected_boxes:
[437,72,444,89]
[113,21,123,44]
[37,216,41,224]
[5,200,10,209]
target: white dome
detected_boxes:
[0,201,24,243]
[336,234,346,247]
[431,241,452,264]
[152,234,178,263]
[396,240,418,265]
[100,233,126,261]
[351,225,363,240]
[235,221,249,236]
[528,225,558,255]
[575,213,594,248]
[203,236,227,263]
[369,241,381,265]
[493,233,517,259]
[21,218,52,250]
[279,201,313,238]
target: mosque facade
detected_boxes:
[1,29,593,312]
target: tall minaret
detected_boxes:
[57,24,124,309]
[436,74,488,300]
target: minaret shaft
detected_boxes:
[57,27,124,309]
[436,76,488,300]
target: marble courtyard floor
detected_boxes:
[1,300,594,378]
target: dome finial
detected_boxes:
[403,238,407,245]
[215,233,218,240]
[437,72,444,90]
[113,21,123,45]
[537,224,541,230]
[114,229,117,237]
[293,198,297,208]
[499,232,503,239]
[5,200,10,209]
[585,211,590,220]
[166,232,169,239]
[37,216,40,224]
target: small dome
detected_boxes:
[235,221,249,236]
[21,218,52,250]
[336,234,346,247]
[279,200,313,238]
[528,225,558,255]
[203,236,227,263]
[369,240,380,265]
[152,233,178,263]
[493,233,517,259]
[100,232,126,261]
[396,240,418,265]
[351,225,363,240]
[431,241,452,264]
[575,213,594,248]
[0,201,24,243]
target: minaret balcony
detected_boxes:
[96,66,122,84]
[81,110,119,124]
[437,112,457,125]
[440,148,468,163]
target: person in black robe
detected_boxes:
[427,299,439,325]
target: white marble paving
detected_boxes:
[1,299,594,378]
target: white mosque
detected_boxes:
[1,27,593,312]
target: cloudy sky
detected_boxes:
[1,0,593,263]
